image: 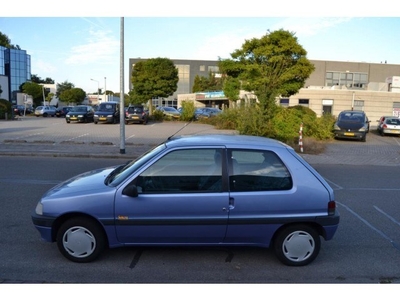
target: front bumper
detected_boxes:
[31,211,56,242]
[334,130,365,140]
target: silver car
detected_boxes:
[34,105,57,117]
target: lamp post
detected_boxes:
[90,78,99,104]
[104,77,107,102]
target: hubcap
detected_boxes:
[62,226,96,258]
[282,231,314,262]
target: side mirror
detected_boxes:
[122,185,138,197]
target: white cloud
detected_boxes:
[33,59,57,75]
[271,17,352,37]
[65,29,119,65]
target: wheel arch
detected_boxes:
[271,221,324,246]
[52,212,109,246]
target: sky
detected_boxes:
[2,1,400,95]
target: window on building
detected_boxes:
[353,100,364,111]
[298,99,309,107]
[322,99,333,115]
[280,98,289,107]
[325,71,368,89]
[200,65,205,72]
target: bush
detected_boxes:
[180,101,196,121]
[151,109,164,121]
[206,104,335,148]
[0,99,11,119]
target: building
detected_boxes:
[129,58,400,125]
[0,45,31,104]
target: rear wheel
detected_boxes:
[56,217,106,263]
[273,224,320,266]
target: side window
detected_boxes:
[135,148,223,194]
[229,149,292,192]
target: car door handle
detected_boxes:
[229,197,235,210]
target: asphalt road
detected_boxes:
[1,117,400,285]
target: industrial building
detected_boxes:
[130,58,400,125]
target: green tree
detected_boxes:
[0,84,3,97]
[21,82,45,107]
[56,81,75,98]
[192,71,223,93]
[59,88,86,105]
[218,29,315,121]
[222,76,241,108]
[130,57,179,113]
[31,74,55,84]
[0,31,20,49]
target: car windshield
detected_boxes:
[338,112,364,122]
[106,143,166,187]
[99,104,115,112]
[386,118,400,125]
[70,106,87,112]
[164,107,177,112]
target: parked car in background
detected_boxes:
[333,110,370,142]
[66,105,95,123]
[56,106,74,118]
[31,134,339,266]
[12,105,25,116]
[34,105,57,117]
[376,116,400,136]
[156,106,181,120]
[94,101,120,124]
[125,105,148,125]
[195,107,222,120]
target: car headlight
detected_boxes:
[94,114,98,117]
[107,114,113,117]
[78,115,83,117]
[334,124,341,130]
[359,127,367,132]
[35,202,43,215]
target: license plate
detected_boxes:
[132,116,139,119]
[99,117,107,121]
[70,117,77,120]
[344,132,354,136]
[390,130,400,133]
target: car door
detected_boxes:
[114,147,230,244]
[224,148,295,245]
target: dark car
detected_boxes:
[66,105,95,123]
[12,105,25,116]
[125,105,148,125]
[195,107,222,120]
[94,101,120,124]
[333,110,370,142]
[56,106,74,118]
[31,134,339,266]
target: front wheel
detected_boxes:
[273,224,320,266]
[56,217,106,263]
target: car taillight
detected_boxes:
[383,124,387,128]
[328,201,336,215]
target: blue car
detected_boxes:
[31,134,339,266]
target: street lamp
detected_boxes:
[104,77,107,102]
[90,78,99,104]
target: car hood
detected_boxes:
[42,166,117,199]
[68,111,89,115]
[336,120,365,130]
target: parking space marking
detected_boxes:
[337,202,396,247]
[374,205,400,227]
[64,133,90,141]
[126,134,136,141]
[324,178,343,190]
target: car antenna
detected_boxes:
[167,118,194,140]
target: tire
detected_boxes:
[66,120,70,123]
[273,224,320,266]
[56,217,106,263]
[43,113,48,117]
[361,134,366,142]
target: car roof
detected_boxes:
[165,134,291,150]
